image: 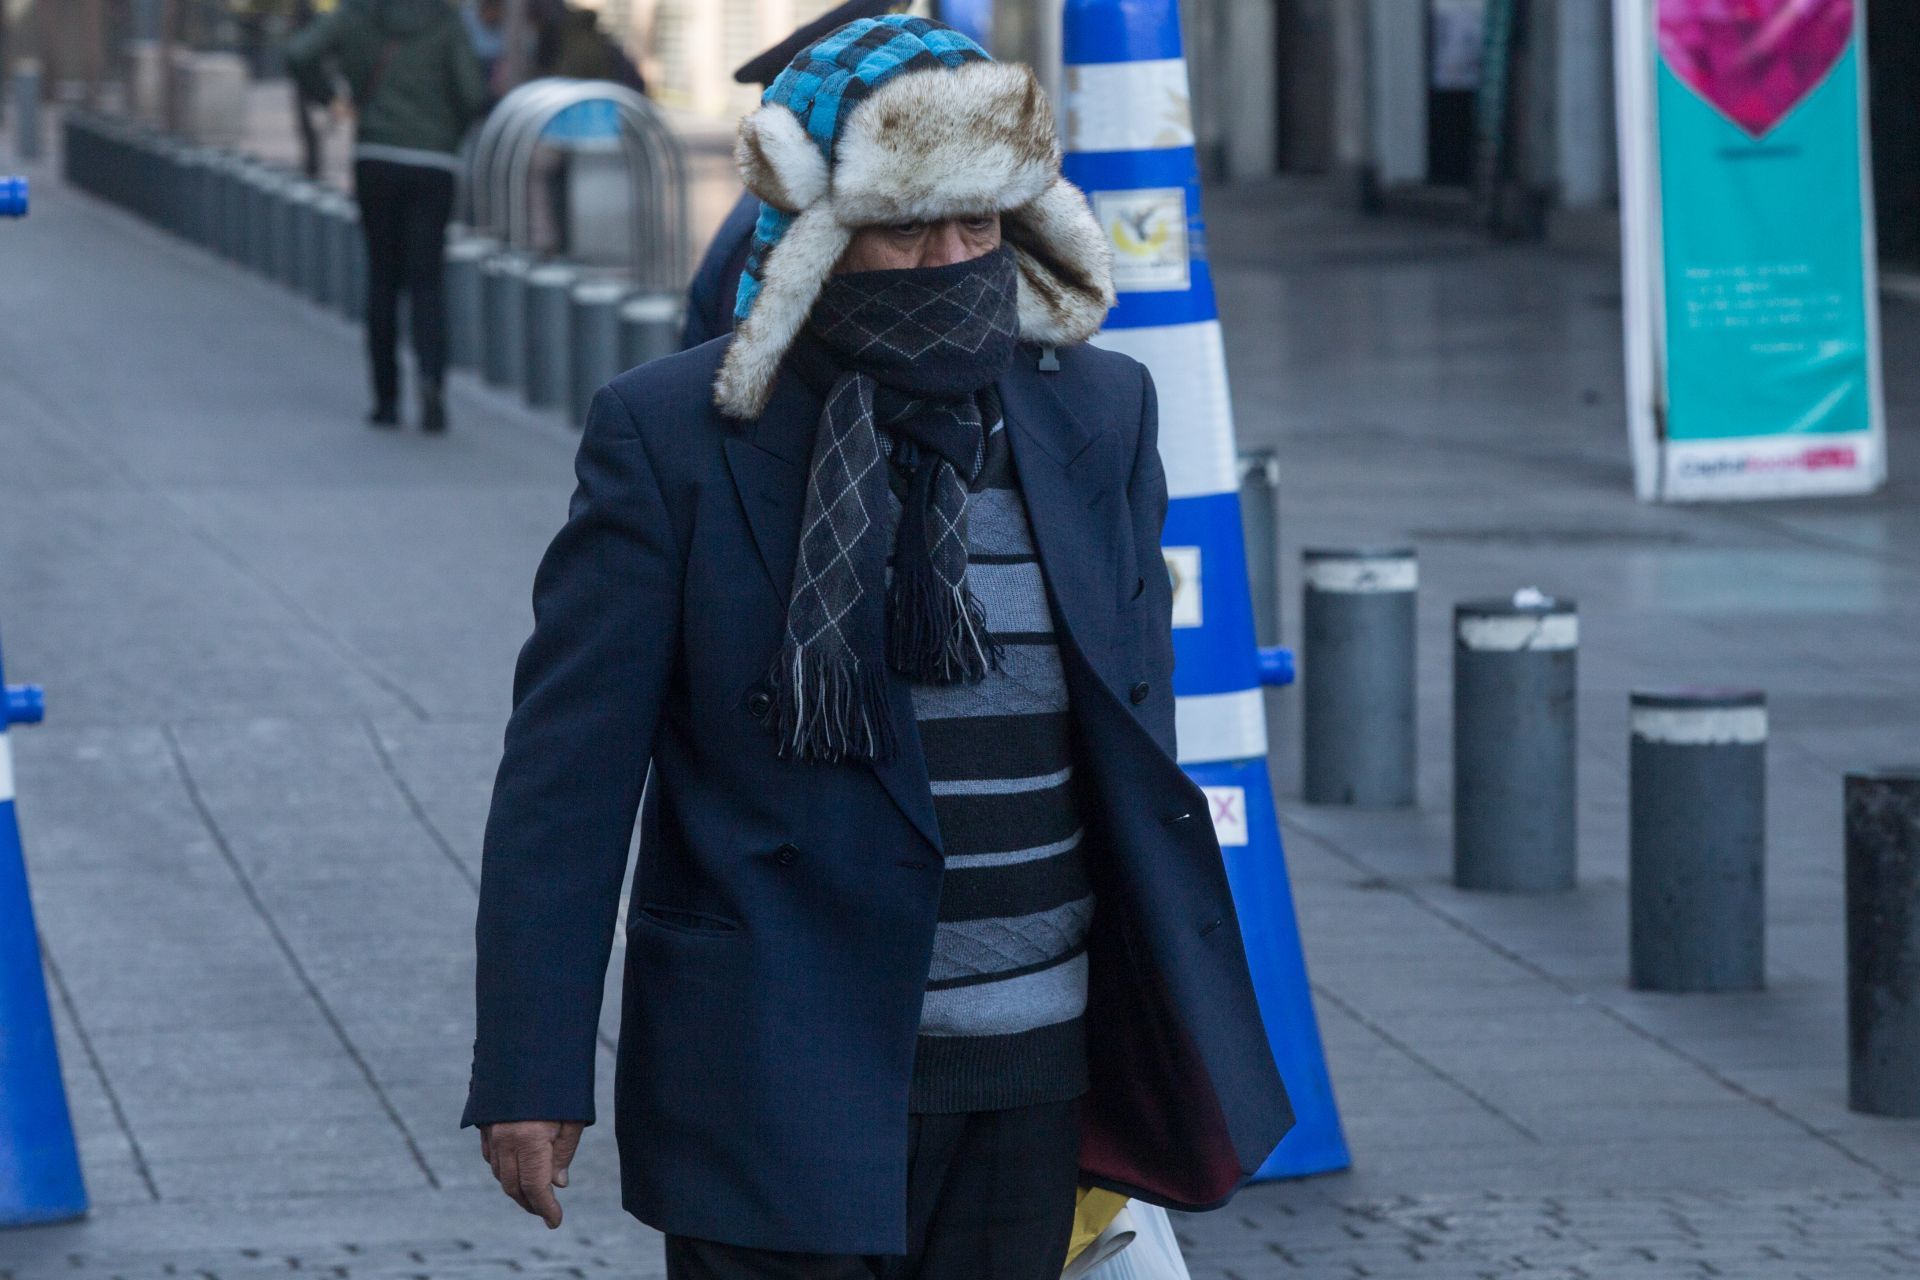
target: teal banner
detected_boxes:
[1637,0,1884,499]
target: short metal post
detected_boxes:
[273,181,308,290]
[188,151,220,248]
[1630,690,1767,992]
[523,263,578,409]
[1301,548,1417,807]
[1453,593,1578,892]
[570,279,628,426]
[162,142,191,236]
[482,254,530,388]
[445,237,496,369]
[290,184,324,300]
[13,62,42,162]
[1847,768,1920,1117]
[335,198,366,321]
[618,292,682,371]
[214,157,245,260]
[1239,451,1282,648]
[244,168,276,275]
[309,193,338,310]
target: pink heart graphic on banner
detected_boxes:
[1658,0,1855,138]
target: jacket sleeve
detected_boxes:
[448,28,490,127]
[283,14,341,105]
[1128,366,1178,759]
[463,386,684,1128]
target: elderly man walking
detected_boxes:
[463,17,1291,1279]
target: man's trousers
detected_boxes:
[353,158,456,411]
[663,1100,1081,1280]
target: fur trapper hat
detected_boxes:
[714,15,1115,418]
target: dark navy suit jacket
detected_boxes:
[463,336,1294,1254]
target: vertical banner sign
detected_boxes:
[1615,0,1886,501]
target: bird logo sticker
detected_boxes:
[1093,188,1190,292]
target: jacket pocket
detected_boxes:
[635,903,743,937]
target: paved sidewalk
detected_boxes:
[0,145,1918,1276]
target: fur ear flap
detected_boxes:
[715,205,852,418]
[1004,178,1116,347]
[736,105,829,214]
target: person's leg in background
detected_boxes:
[397,164,458,432]
[354,159,406,426]
[293,84,322,181]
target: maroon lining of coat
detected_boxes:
[1075,899,1245,1204]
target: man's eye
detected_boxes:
[965,217,996,233]
[890,221,925,236]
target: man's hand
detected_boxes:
[480,1120,584,1229]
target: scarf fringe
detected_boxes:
[761,643,899,764]
[886,561,1002,685]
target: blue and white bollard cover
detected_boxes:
[1,176,27,218]
[1063,0,1348,1180]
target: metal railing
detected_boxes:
[466,78,689,293]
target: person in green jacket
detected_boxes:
[286,0,488,432]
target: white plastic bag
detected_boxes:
[1074,1203,1193,1280]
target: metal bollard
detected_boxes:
[310,193,339,310]
[619,292,682,371]
[445,237,496,370]
[214,157,247,261]
[161,144,192,239]
[244,168,277,275]
[13,62,41,163]
[1239,451,1282,648]
[272,180,309,290]
[289,184,324,300]
[524,263,579,409]
[318,194,363,320]
[1846,768,1920,1117]
[1453,592,1578,892]
[187,151,220,248]
[570,279,628,426]
[261,174,288,282]
[1301,548,1417,807]
[482,254,531,387]
[343,210,367,321]
[1630,690,1767,992]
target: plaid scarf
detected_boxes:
[762,247,1021,764]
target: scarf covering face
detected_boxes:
[763,246,1021,764]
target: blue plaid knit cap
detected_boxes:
[732,15,992,325]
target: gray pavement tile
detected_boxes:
[144,1147,434,1202]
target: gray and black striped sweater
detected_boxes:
[888,422,1094,1115]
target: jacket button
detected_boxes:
[774,842,799,867]
[746,689,773,719]
[1129,681,1151,705]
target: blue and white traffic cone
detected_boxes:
[0,630,87,1227]
[1063,0,1349,1179]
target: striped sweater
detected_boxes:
[889,422,1094,1114]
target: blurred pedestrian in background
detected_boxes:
[290,0,332,180]
[286,0,488,433]
[461,0,507,100]
[679,0,899,350]
[551,4,645,90]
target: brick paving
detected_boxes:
[2,111,1920,1274]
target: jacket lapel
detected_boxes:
[722,367,944,854]
[998,355,1125,699]
[723,367,814,602]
